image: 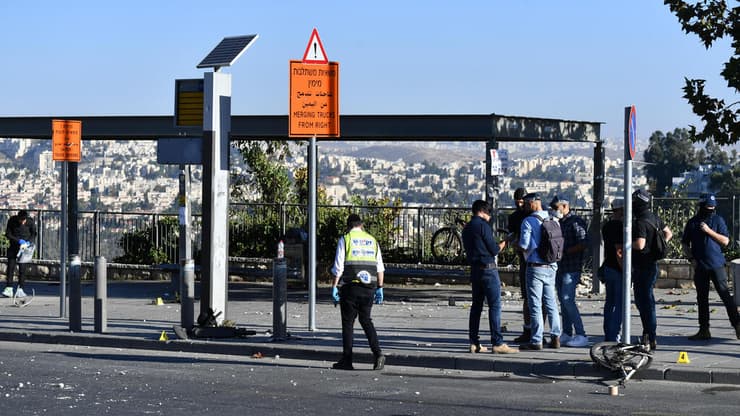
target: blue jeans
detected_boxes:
[602,266,623,342]
[556,270,585,337]
[469,267,504,346]
[526,264,561,345]
[633,263,658,342]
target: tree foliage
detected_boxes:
[231,141,294,203]
[643,128,699,195]
[664,0,739,145]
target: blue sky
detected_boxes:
[1,1,735,144]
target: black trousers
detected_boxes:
[693,266,739,330]
[5,250,26,289]
[339,284,382,362]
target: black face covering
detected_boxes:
[699,206,715,218]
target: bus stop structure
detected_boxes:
[0,113,604,328]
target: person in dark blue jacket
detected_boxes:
[681,193,740,341]
[461,200,518,354]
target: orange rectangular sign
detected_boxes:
[289,60,339,137]
[52,119,82,162]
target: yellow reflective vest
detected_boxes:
[341,229,379,288]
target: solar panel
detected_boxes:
[197,35,258,69]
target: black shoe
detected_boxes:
[519,343,543,351]
[688,329,711,341]
[735,323,740,340]
[332,360,354,370]
[373,355,385,371]
[513,330,531,344]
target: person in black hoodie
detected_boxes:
[4,210,37,298]
[631,189,672,349]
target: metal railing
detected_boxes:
[1,196,737,268]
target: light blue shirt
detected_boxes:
[519,210,551,264]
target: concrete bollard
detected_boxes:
[94,256,107,333]
[69,254,82,332]
[181,259,195,330]
[273,257,288,339]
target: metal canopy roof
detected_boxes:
[0,114,601,142]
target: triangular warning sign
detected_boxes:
[302,28,328,64]
[677,351,690,364]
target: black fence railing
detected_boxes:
[1,196,738,269]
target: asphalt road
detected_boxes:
[1,341,739,416]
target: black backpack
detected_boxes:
[644,217,668,261]
[532,213,565,263]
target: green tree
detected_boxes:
[664,0,739,145]
[231,141,294,203]
[643,128,698,195]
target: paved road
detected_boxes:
[0,280,738,385]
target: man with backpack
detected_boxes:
[632,189,672,349]
[518,193,562,350]
[681,193,740,341]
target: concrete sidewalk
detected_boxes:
[0,280,738,385]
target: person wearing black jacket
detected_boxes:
[4,210,37,298]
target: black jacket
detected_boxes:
[5,214,37,253]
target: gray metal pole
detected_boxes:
[94,256,107,333]
[273,257,288,339]
[591,141,605,294]
[60,162,68,318]
[181,259,195,330]
[622,106,634,344]
[308,135,317,331]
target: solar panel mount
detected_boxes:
[197,35,258,70]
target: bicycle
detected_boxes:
[431,217,467,263]
[589,341,653,385]
[431,217,510,264]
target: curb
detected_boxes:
[0,329,734,385]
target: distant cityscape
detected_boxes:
[0,137,647,213]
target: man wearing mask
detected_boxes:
[681,194,740,340]
[507,187,532,343]
[550,196,589,347]
[632,189,672,349]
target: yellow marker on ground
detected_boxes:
[677,351,690,364]
[159,330,169,341]
[155,297,164,306]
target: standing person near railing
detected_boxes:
[600,198,625,342]
[461,199,518,354]
[631,189,672,350]
[507,187,533,343]
[3,210,37,298]
[681,193,740,341]
[329,214,386,371]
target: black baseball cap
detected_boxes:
[523,192,541,202]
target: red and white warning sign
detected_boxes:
[302,28,328,64]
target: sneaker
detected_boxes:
[2,287,13,297]
[559,334,572,345]
[492,343,518,354]
[565,334,589,347]
[15,288,27,298]
[332,360,354,370]
[548,336,560,349]
[469,344,489,353]
[688,329,711,341]
[519,343,543,351]
[373,355,385,371]
[513,330,531,344]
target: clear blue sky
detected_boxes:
[1,0,735,143]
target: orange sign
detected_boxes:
[52,119,82,162]
[289,60,340,137]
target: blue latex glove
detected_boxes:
[19,239,28,246]
[374,287,384,305]
[332,286,340,305]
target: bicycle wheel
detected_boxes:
[589,341,620,370]
[431,228,462,263]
